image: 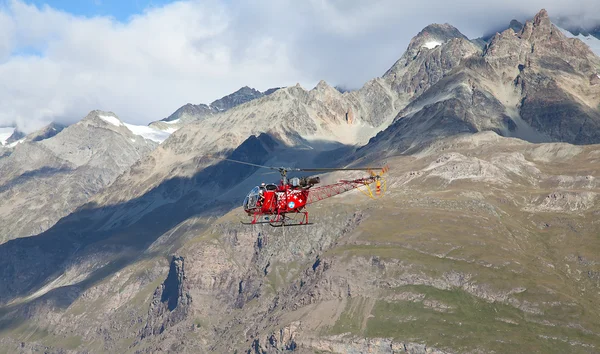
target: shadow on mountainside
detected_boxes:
[0,167,73,193]
[0,133,357,331]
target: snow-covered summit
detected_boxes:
[80,110,172,143]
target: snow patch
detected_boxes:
[423,41,442,49]
[7,138,25,148]
[556,25,600,56]
[99,115,124,126]
[164,127,178,133]
[123,123,172,143]
[164,118,180,124]
[0,127,15,145]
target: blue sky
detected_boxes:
[23,0,176,21]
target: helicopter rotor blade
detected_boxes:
[208,155,388,175]
[212,156,281,171]
[292,167,384,172]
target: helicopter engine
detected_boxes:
[289,176,320,188]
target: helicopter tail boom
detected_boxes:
[305,165,389,203]
[306,177,385,204]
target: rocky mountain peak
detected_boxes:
[163,103,213,123]
[79,109,124,128]
[519,8,557,41]
[0,127,17,148]
[263,87,282,95]
[315,79,329,90]
[418,23,467,41]
[382,23,479,99]
[0,109,159,242]
[406,23,468,54]
[312,80,339,96]
[533,8,550,26]
[485,8,599,74]
[509,19,524,33]
[27,122,67,143]
[150,86,271,132]
[5,129,25,145]
[210,86,264,112]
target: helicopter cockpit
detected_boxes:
[243,183,278,211]
[243,186,262,211]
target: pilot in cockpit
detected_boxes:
[258,183,266,205]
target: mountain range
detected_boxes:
[0,9,599,354]
[147,86,282,133]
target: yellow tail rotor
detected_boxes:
[357,165,389,199]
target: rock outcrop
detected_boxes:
[27,122,67,143]
[141,256,191,339]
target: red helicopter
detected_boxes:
[219,158,389,227]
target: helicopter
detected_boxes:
[217,157,389,227]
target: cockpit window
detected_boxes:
[243,186,261,210]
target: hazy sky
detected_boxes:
[1,0,599,131]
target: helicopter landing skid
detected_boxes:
[269,212,311,227]
[241,212,312,227]
[240,221,272,225]
[239,220,314,227]
[269,222,314,228]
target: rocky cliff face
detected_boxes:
[140,256,191,339]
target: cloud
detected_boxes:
[0,10,15,60]
[1,0,599,132]
[0,0,301,131]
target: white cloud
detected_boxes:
[1,0,599,132]
[0,0,301,131]
[0,10,15,60]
